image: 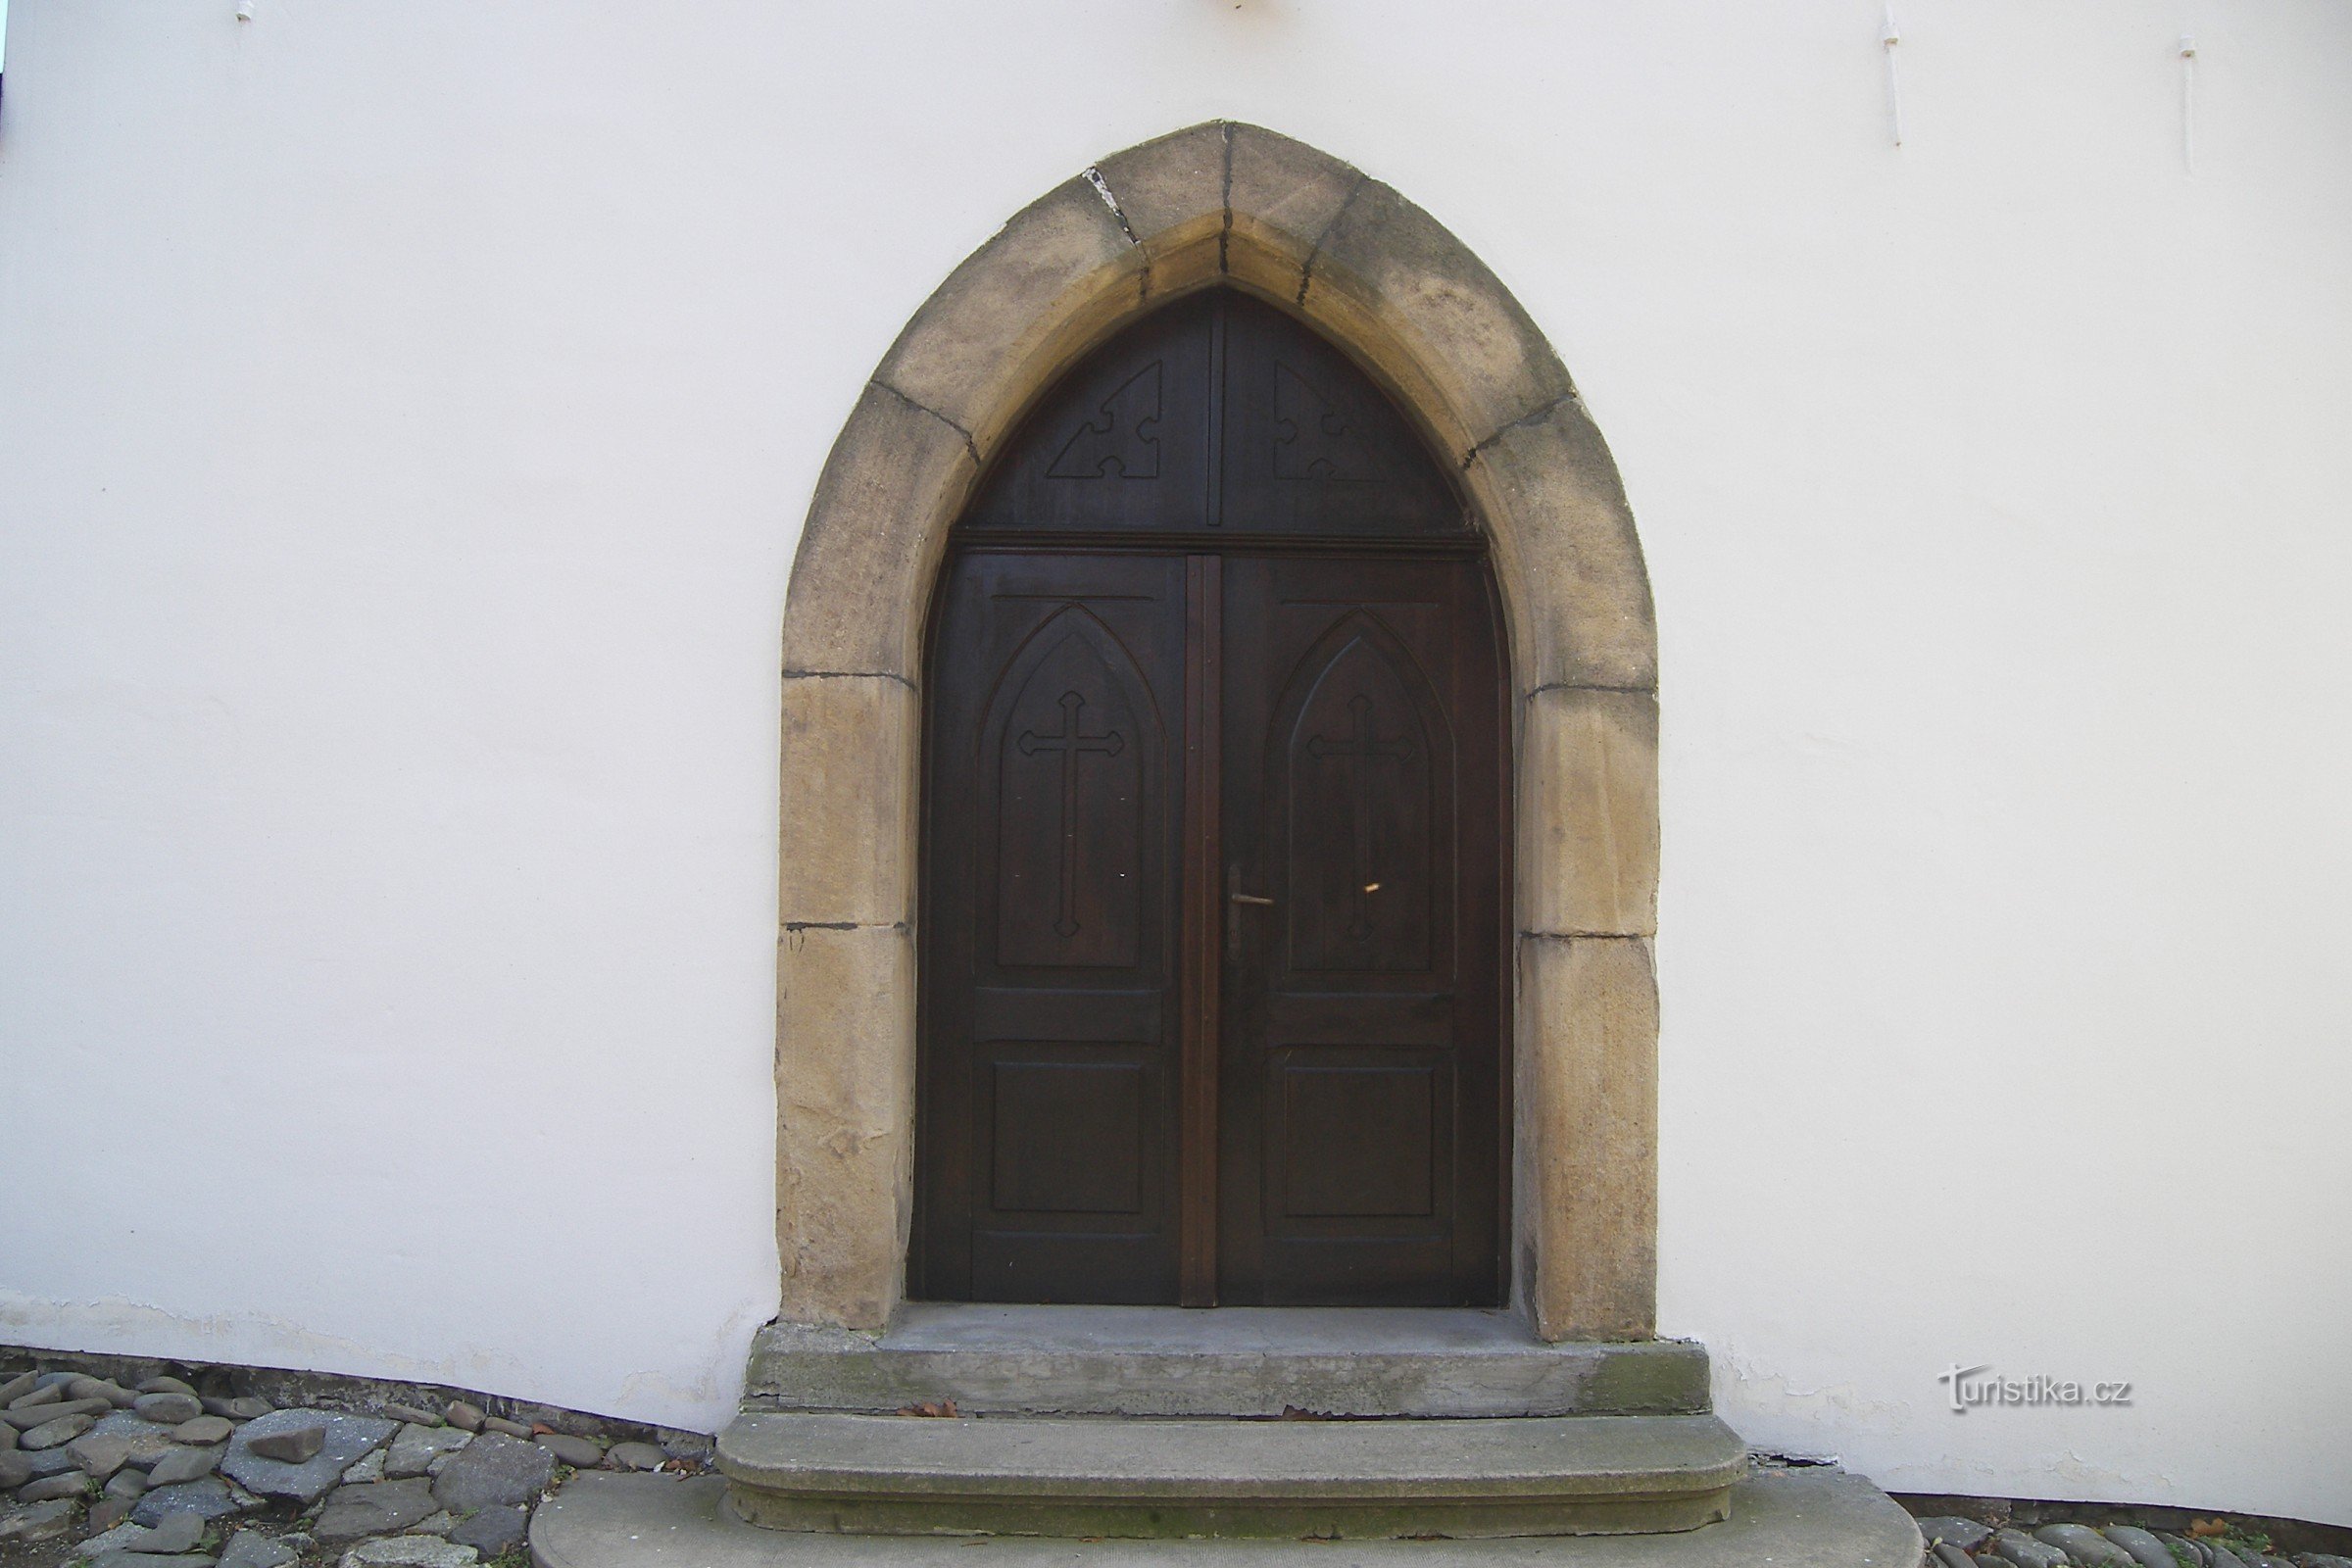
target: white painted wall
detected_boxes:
[1,0,2345,1524]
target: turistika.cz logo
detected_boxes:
[1937,1363,2132,1412]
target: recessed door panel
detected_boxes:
[1278,618,1446,976]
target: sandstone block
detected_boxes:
[1521,687,1658,938]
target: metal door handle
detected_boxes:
[1226,865,1273,961]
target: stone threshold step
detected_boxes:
[716,1411,1746,1540]
[744,1305,1710,1419]
[534,1471,1925,1568]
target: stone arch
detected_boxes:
[776,123,1658,1342]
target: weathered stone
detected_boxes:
[82,1520,155,1554]
[604,1443,663,1472]
[85,1495,135,1534]
[404,1512,454,1538]
[428,1433,553,1513]
[1309,179,1574,462]
[1931,1548,1975,1568]
[222,1479,265,1513]
[876,176,1139,460]
[441,1404,481,1435]
[1088,122,1223,295]
[2037,1524,2138,1566]
[66,1379,138,1409]
[0,1420,13,1451]
[1991,1530,2074,1568]
[143,1446,221,1488]
[778,674,918,927]
[131,1396,204,1428]
[533,1433,602,1468]
[130,1477,238,1526]
[1466,398,1655,695]
[443,1506,523,1557]
[280,1533,314,1556]
[218,1528,297,1568]
[70,1432,136,1479]
[338,1536,477,1568]
[1521,686,1657,938]
[0,1450,30,1490]
[0,1496,78,1542]
[243,1423,325,1466]
[172,1418,233,1447]
[379,1406,439,1430]
[0,1373,39,1406]
[24,1413,96,1449]
[1917,1517,1994,1550]
[9,1383,63,1411]
[8,1398,108,1430]
[780,382,975,683]
[383,1427,467,1482]
[88,1411,176,1449]
[16,1469,91,1502]
[220,1411,394,1505]
[128,1510,206,1553]
[775,921,917,1332]
[478,1418,531,1441]
[17,1446,79,1480]
[1224,124,1363,303]
[341,1451,387,1485]
[104,1469,149,1500]
[1518,934,1657,1340]
[134,1381,197,1398]
[316,1480,439,1542]
[200,1399,270,1423]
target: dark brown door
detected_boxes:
[917,552,1191,1303]
[914,288,1506,1307]
[1216,556,1503,1305]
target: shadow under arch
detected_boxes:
[775,122,1659,1343]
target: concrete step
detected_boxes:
[714,1410,1748,1540]
[743,1305,1710,1419]
[534,1471,1925,1567]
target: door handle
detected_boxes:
[1225,866,1273,961]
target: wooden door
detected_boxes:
[914,288,1506,1307]
[915,552,1191,1303]
[1216,558,1503,1304]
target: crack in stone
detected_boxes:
[1082,166,1140,246]
[782,921,911,934]
[1520,930,1650,943]
[1218,122,1235,275]
[782,668,918,692]
[870,377,982,467]
[1461,391,1580,468]
[1523,680,1656,700]
[1295,171,1370,308]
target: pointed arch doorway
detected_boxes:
[913,289,1508,1307]
[774,122,1659,1346]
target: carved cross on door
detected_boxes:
[1307,692,1411,939]
[1018,690,1127,938]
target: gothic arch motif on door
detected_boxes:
[776,122,1658,1341]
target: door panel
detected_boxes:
[1216,556,1504,1306]
[918,552,1189,1303]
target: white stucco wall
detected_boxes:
[2,0,2346,1525]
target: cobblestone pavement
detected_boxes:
[0,1355,712,1568]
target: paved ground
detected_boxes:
[0,1356,710,1568]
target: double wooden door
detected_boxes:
[914,545,1505,1306]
